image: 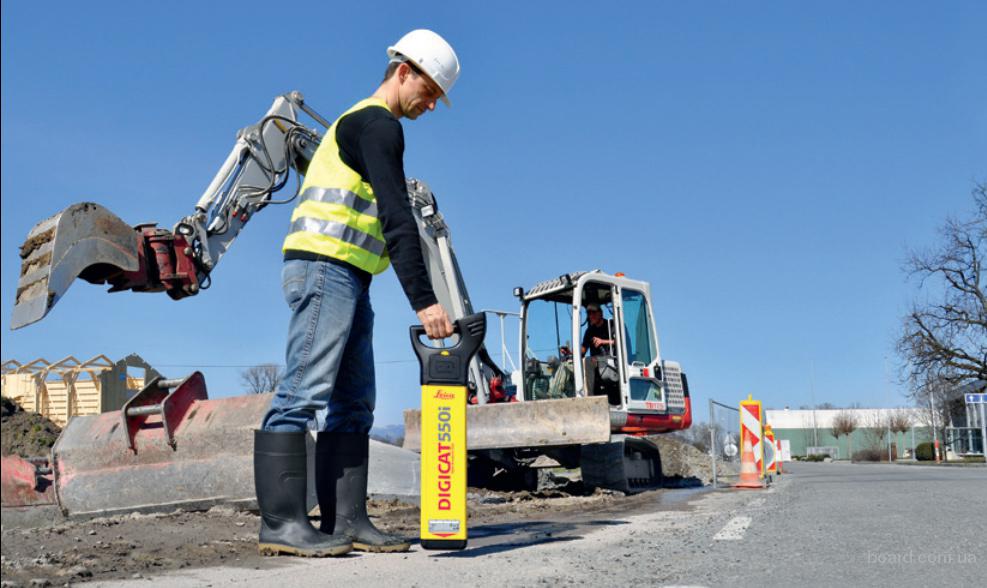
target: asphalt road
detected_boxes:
[87,462,986,587]
[688,462,986,587]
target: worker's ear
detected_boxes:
[397,62,413,84]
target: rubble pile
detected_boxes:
[650,435,720,486]
[1,396,61,457]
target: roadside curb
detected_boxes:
[790,460,986,468]
[884,460,986,468]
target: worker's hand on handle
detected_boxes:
[416,303,454,339]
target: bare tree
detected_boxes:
[800,412,817,453]
[863,412,890,453]
[912,376,953,460]
[888,409,912,460]
[240,364,284,394]
[897,183,987,388]
[831,410,858,460]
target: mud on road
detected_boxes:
[2,486,680,586]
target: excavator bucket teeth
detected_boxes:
[12,202,141,329]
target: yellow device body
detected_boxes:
[419,383,467,546]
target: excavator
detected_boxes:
[5,92,691,519]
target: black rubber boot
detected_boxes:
[316,432,411,553]
[254,430,352,557]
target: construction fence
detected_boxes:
[1,354,159,427]
[708,399,741,488]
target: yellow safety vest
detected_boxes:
[282,97,392,275]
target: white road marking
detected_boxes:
[748,497,765,507]
[713,516,752,541]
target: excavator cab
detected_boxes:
[519,282,621,405]
[518,270,688,428]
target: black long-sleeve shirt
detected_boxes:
[286,104,438,311]
[582,320,616,357]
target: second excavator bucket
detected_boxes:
[44,373,420,518]
[53,373,266,518]
[12,203,142,330]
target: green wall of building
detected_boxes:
[773,426,933,459]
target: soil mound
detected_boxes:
[651,435,718,485]
[1,396,61,457]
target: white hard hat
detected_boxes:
[387,29,460,107]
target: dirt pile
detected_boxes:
[1,396,62,458]
[650,435,721,486]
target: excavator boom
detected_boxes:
[10,92,323,330]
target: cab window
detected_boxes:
[620,289,656,365]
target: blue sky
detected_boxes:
[2,1,984,427]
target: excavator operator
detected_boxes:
[581,303,615,357]
[579,303,621,405]
[253,30,459,558]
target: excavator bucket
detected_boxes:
[12,203,142,330]
[31,373,419,519]
[402,396,612,452]
[51,372,267,517]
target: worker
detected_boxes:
[254,30,460,558]
[581,303,615,357]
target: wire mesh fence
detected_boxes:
[709,399,741,488]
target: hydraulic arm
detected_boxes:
[12,92,327,329]
[11,91,505,403]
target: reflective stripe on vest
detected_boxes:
[282,97,392,275]
[300,186,379,217]
[289,216,386,258]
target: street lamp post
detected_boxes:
[810,360,818,448]
[931,392,941,463]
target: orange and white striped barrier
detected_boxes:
[775,438,784,475]
[764,424,777,475]
[735,394,765,489]
[739,394,764,476]
[734,434,764,489]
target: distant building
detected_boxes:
[953,380,985,425]
[951,380,986,455]
[1,354,159,426]
[765,408,932,459]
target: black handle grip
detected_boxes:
[410,313,486,385]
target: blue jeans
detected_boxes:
[261,259,375,434]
